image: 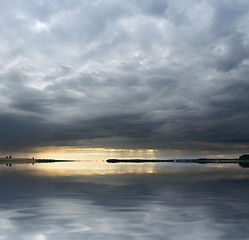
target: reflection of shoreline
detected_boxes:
[239,162,249,168]
[1,156,249,168]
[107,159,175,163]
[0,158,36,165]
[106,158,249,168]
[107,154,249,164]
[0,158,74,166]
[107,158,242,163]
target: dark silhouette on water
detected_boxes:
[0,157,76,166]
[1,154,248,167]
[239,162,249,168]
[239,154,249,160]
[106,158,239,164]
[106,154,249,168]
[107,159,175,163]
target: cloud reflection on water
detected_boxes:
[0,162,249,239]
[0,198,221,240]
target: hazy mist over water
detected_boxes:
[0,161,249,240]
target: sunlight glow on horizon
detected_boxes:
[30,146,160,160]
[2,146,240,161]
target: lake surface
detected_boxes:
[0,161,249,240]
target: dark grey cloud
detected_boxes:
[0,0,249,156]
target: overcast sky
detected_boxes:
[0,0,249,157]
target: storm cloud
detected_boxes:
[0,0,249,155]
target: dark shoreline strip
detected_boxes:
[107,159,175,163]
[106,158,246,163]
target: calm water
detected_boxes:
[0,161,249,240]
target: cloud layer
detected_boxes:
[1,0,249,154]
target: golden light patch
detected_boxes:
[29,146,159,161]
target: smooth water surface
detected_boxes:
[0,161,249,240]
